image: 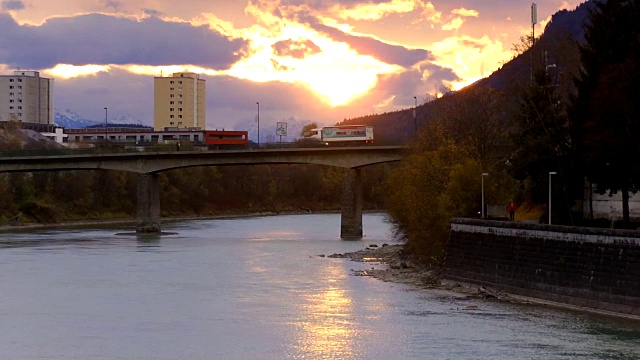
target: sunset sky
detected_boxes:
[0,0,581,140]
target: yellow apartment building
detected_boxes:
[154,72,206,131]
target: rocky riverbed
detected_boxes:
[322,244,640,320]
[325,244,522,303]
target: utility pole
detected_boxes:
[104,107,108,145]
[256,102,260,147]
[413,96,418,137]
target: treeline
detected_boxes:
[384,0,640,265]
[0,163,392,225]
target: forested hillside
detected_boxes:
[339,2,594,143]
[382,0,640,264]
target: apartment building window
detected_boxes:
[18,79,21,82]
[170,101,174,105]
[178,115,183,118]
[170,108,174,111]
[9,92,14,96]
[170,122,174,125]
[170,81,174,84]
[17,106,21,109]
[178,87,183,91]
[18,113,22,116]
[179,81,183,84]
[170,115,175,118]
[18,86,21,89]
[178,94,183,98]
[17,93,22,96]
[178,101,183,105]
[170,94,174,98]
[9,99,13,103]
[9,79,13,82]
[170,87,175,91]
[178,108,182,111]
[178,122,183,126]
[9,106,13,110]
[18,99,21,103]
[9,86,13,89]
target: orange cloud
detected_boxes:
[451,8,479,18]
[418,1,442,24]
[430,34,510,90]
[331,0,415,21]
[442,17,464,31]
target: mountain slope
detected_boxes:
[339,1,594,143]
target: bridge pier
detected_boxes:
[136,173,161,233]
[341,168,363,239]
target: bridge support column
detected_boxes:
[341,168,363,239]
[136,173,161,233]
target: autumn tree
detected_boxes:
[386,86,516,264]
[570,0,640,226]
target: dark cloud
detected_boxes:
[460,39,487,49]
[1,0,25,11]
[420,63,459,87]
[270,58,291,71]
[0,13,247,69]
[103,0,123,11]
[300,17,431,67]
[272,39,321,59]
[53,68,153,125]
[142,8,165,17]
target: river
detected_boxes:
[0,213,638,359]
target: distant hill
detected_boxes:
[340,1,595,143]
[55,109,146,129]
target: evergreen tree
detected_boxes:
[510,66,578,224]
[570,0,640,226]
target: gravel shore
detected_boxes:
[327,244,538,304]
[328,244,640,320]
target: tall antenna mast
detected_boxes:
[531,3,538,86]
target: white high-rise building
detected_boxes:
[0,71,54,125]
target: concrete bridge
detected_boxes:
[0,146,405,237]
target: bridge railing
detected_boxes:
[0,141,406,158]
[0,144,197,158]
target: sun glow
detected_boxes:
[430,35,510,90]
[44,64,110,78]
[223,14,400,106]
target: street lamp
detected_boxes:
[256,102,260,147]
[549,171,557,224]
[481,173,489,219]
[413,96,418,137]
[104,107,108,144]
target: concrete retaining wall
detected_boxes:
[444,218,640,316]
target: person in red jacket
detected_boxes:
[507,199,516,221]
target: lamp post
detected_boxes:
[549,171,557,224]
[104,107,108,144]
[481,173,489,219]
[256,102,260,147]
[413,96,418,137]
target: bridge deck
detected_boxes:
[0,146,406,174]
